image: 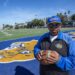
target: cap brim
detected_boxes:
[47,22,62,24]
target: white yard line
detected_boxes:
[0,58,36,64]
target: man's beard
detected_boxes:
[50,30,59,36]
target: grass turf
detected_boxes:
[0,27,75,41]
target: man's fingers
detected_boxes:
[47,57,57,64]
[49,51,59,58]
[36,50,60,64]
[47,56,57,62]
[36,53,42,60]
[49,52,56,58]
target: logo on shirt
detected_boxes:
[55,43,63,49]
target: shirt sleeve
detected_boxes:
[34,32,49,57]
[34,35,44,57]
[56,40,75,71]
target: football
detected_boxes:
[38,50,51,65]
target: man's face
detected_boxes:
[47,23,62,36]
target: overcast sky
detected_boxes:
[0,0,75,25]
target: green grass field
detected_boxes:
[0,27,75,41]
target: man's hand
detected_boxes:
[36,50,60,65]
[36,50,48,61]
[47,51,60,64]
[36,50,44,61]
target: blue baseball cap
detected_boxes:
[47,16,61,24]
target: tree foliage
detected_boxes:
[71,14,75,21]
[27,19,44,28]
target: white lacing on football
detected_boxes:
[47,51,51,58]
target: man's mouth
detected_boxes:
[50,30,58,35]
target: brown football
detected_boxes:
[39,50,51,65]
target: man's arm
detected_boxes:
[34,32,49,57]
[55,40,75,71]
[34,43,41,57]
[56,56,74,71]
[34,35,44,57]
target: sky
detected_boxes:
[0,0,75,25]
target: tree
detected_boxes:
[27,19,44,28]
[32,19,44,27]
[71,14,75,21]
[68,10,70,15]
[27,22,32,28]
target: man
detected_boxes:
[34,16,75,75]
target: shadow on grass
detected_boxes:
[15,65,34,75]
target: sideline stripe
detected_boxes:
[0,58,36,64]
